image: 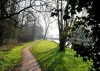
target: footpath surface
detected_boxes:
[16,44,42,71]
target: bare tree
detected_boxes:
[51,0,68,51]
[0,0,53,45]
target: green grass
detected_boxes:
[0,42,32,71]
[30,40,93,71]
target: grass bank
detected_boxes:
[0,42,32,71]
[30,40,92,71]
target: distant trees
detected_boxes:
[0,0,51,45]
[19,23,44,42]
[33,24,44,40]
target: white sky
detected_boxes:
[37,0,67,38]
[19,0,68,38]
[19,0,87,39]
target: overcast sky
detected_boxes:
[19,0,88,39]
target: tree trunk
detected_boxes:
[0,26,4,45]
[59,41,65,51]
[18,28,22,43]
[59,36,66,51]
[0,38,3,45]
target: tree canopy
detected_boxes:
[64,0,100,70]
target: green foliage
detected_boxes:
[0,42,32,71]
[64,0,100,70]
[30,40,92,71]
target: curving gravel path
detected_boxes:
[19,44,42,71]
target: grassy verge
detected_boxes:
[0,42,32,71]
[30,40,93,71]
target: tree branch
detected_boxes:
[0,5,32,20]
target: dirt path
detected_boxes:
[19,44,42,71]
